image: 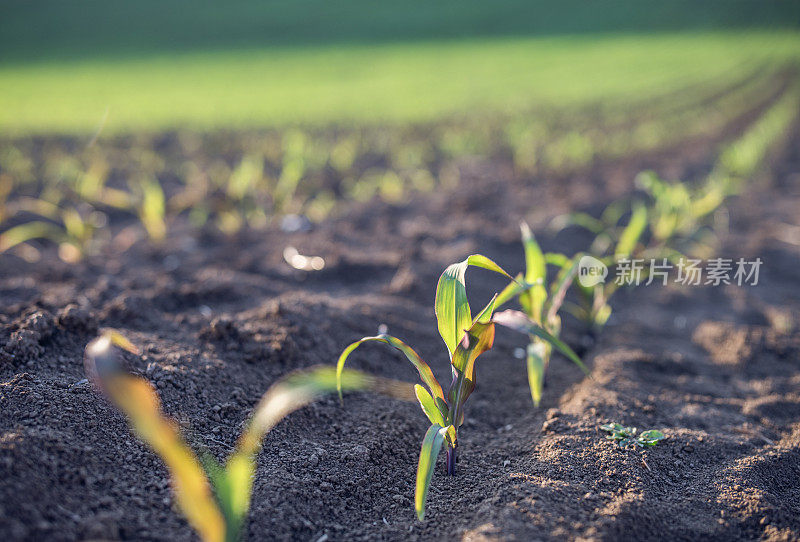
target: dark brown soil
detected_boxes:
[1,117,799,541]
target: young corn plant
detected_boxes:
[337,254,577,520]
[0,199,107,262]
[635,170,724,255]
[133,176,168,243]
[492,223,588,406]
[552,201,650,335]
[84,330,413,542]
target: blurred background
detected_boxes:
[0,0,798,260]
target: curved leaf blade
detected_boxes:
[435,261,472,357]
[520,222,546,284]
[447,315,496,427]
[493,310,588,375]
[615,202,648,258]
[336,334,444,403]
[231,366,414,536]
[435,254,513,357]
[415,424,450,521]
[414,384,446,426]
[544,254,581,324]
[102,376,227,542]
[526,341,546,407]
[0,221,63,252]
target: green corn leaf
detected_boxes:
[199,453,251,542]
[62,207,89,241]
[434,254,512,357]
[472,294,497,325]
[245,366,414,458]
[545,252,571,267]
[526,342,546,407]
[594,303,612,328]
[414,384,446,426]
[88,332,414,542]
[231,366,413,538]
[415,424,454,521]
[552,212,605,234]
[520,222,546,284]
[115,376,226,542]
[615,202,647,258]
[84,335,227,542]
[493,309,588,375]
[0,221,63,252]
[544,254,581,324]
[141,177,167,243]
[600,199,629,226]
[336,334,444,403]
[447,313,497,427]
[495,273,537,309]
[434,261,471,358]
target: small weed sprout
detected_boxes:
[600,422,665,449]
[493,222,588,406]
[84,330,412,542]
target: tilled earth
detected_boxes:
[1,117,799,541]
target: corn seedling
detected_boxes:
[636,171,724,253]
[553,201,650,334]
[0,199,107,262]
[600,422,665,449]
[134,176,168,243]
[84,330,413,542]
[716,84,800,191]
[337,254,578,519]
[336,255,510,519]
[492,223,588,406]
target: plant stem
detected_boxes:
[445,444,457,476]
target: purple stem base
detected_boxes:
[445,446,457,476]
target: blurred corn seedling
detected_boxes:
[84,330,413,542]
[493,222,588,406]
[0,199,108,262]
[552,200,651,334]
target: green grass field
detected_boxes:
[2,32,799,135]
[1,1,798,135]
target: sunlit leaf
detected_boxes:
[434,254,512,357]
[0,221,62,252]
[520,222,546,284]
[544,254,581,324]
[100,375,226,542]
[526,342,546,407]
[551,212,605,234]
[447,314,496,427]
[615,202,647,258]
[495,272,529,308]
[415,424,451,521]
[336,334,444,403]
[493,309,588,375]
[414,384,446,426]
[141,177,167,243]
